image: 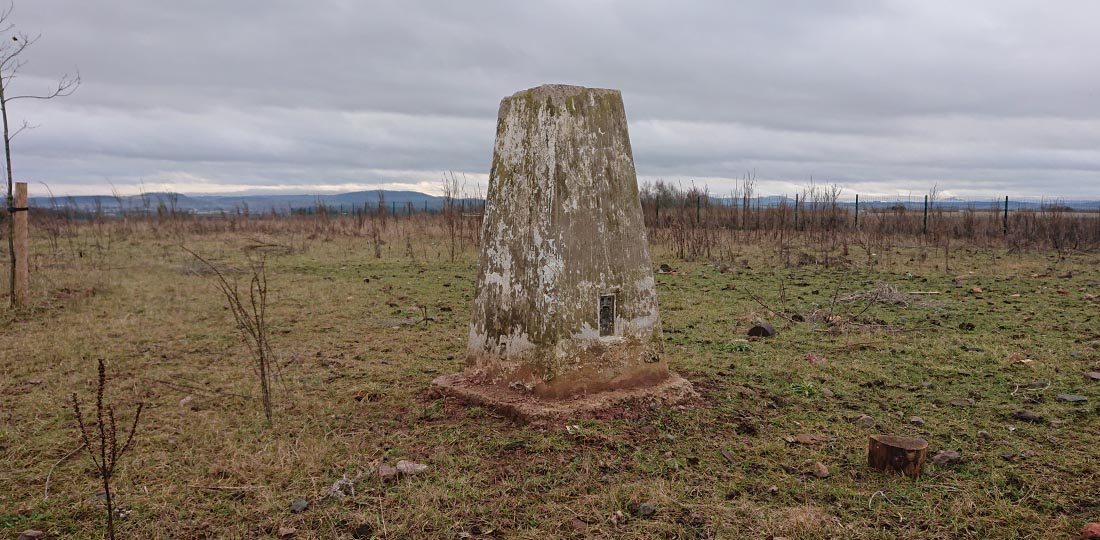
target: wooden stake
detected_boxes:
[867,434,927,478]
[12,181,27,306]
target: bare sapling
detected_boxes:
[0,5,80,306]
[184,247,278,423]
[442,171,463,262]
[71,359,143,540]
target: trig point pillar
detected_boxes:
[432,84,694,419]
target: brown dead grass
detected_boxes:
[1,218,1098,539]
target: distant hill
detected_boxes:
[28,189,1100,214]
[28,190,481,214]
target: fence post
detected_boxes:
[854,194,859,229]
[923,195,928,235]
[1003,196,1009,236]
[12,182,28,307]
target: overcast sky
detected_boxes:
[7,1,1100,199]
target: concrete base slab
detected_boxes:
[430,372,697,423]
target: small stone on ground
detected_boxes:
[855,414,875,428]
[289,498,309,514]
[396,460,428,475]
[1056,394,1087,402]
[931,450,962,466]
[1012,410,1044,423]
[748,323,776,338]
[909,416,925,426]
[811,461,830,478]
[377,463,398,481]
[632,501,657,517]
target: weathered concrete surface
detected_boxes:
[433,84,690,403]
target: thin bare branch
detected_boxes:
[7,71,81,101]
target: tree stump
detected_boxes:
[867,435,928,478]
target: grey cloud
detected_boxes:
[5,0,1100,197]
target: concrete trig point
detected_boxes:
[432,84,694,420]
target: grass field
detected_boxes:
[2,227,1098,539]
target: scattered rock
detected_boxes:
[177,394,206,411]
[931,450,962,466]
[909,416,925,426]
[970,287,983,293]
[396,460,428,476]
[609,510,627,527]
[289,498,309,514]
[949,398,973,407]
[819,387,835,398]
[1056,394,1088,403]
[377,463,398,481]
[632,501,657,517]
[18,531,44,540]
[785,433,829,445]
[958,322,975,331]
[1012,410,1044,423]
[811,461,830,478]
[977,430,992,442]
[1085,372,1100,381]
[657,264,674,274]
[351,523,374,539]
[1082,522,1100,539]
[569,518,587,531]
[277,526,297,538]
[748,323,776,338]
[326,474,356,498]
[854,414,875,428]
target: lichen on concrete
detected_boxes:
[459,84,669,399]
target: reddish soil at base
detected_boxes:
[429,371,698,423]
